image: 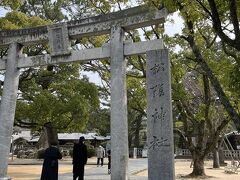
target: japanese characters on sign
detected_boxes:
[149,136,170,150]
[151,107,166,125]
[47,23,70,56]
[147,51,171,151]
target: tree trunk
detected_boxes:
[134,117,141,147]
[219,147,226,166]
[128,135,132,148]
[191,155,205,176]
[213,148,220,168]
[37,122,58,149]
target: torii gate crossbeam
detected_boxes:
[0,6,167,48]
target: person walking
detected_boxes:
[72,136,88,180]
[40,141,62,180]
[96,145,105,167]
[107,150,111,174]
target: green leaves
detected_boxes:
[0,0,23,10]
[16,77,99,132]
[0,11,51,30]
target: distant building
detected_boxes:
[12,130,110,147]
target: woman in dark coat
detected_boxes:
[40,142,62,180]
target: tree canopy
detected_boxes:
[0,0,101,133]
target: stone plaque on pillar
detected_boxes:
[146,49,175,180]
[47,22,70,56]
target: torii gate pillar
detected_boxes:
[0,43,22,179]
[110,26,129,180]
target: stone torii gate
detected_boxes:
[0,6,174,180]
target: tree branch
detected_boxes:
[203,75,212,130]
[207,0,239,50]
[195,0,213,18]
[228,0,240,38]
[183,18,240,130]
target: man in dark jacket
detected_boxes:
[40,142,62,180]
[73,136,88,180]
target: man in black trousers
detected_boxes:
[72,136,88,180]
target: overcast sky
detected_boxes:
[0,7,7,17]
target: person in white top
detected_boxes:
[96,145,105,167]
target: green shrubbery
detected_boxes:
[87,145,95,158]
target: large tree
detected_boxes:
[171,60,231,176]
[147,0,240,51]
[0,1,100,135]
[146,0,240,131]
[127,77,147,148]
[145,0,240,176]
[195,0,240,51]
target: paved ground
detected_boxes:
[8,158,240,180]
[138,160,240,180]
[58,158,148,180]
[8,157,148,180]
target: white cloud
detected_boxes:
[0,7,8,17]
[165,12,184,37]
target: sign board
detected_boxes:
[47,22,70,56]
[142,149,148,158]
